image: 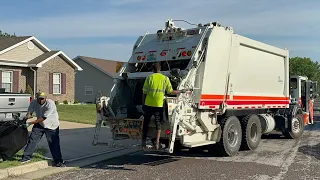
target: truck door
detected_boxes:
[301,80,308,111]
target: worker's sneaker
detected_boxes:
[141,140,146,148]
[55,161,66,167]
[20,159,31,164]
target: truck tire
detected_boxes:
[283,112,304,139]
[240,114,262,151]
[216,116,242,156]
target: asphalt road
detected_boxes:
[41,113,320,180]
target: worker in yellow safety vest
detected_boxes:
[142,62,186,150]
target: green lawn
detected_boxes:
[56,104,97,125]
[0,148,48,169]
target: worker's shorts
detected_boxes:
[143,105,164,130]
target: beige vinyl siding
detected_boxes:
[0,41,44,62]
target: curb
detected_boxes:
[5,148,142,180]
[0,160,50,179]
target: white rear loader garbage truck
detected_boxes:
[92,19,318,156]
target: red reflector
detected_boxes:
[165,129,171,135]
[30,97,33,103]
[160,51,166,56]
[123,128,127,132]
[182,51,187,56]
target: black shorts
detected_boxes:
[143,105,164,130]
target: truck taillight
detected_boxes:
[137,55,146,61]
[30,97,33,103]
[165,129,171,135]
[187,51,192,56]
[182,51,187,57]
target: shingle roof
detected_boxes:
[29,51,60,64]
[0,59,29,64]
[0,36,32,51]
[78,56,123,76]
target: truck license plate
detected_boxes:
[126,119,143,139]
[5,113,12,119]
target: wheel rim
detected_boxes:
[227,124,238,147]
[292,117,300,133]
[251,123,258,142]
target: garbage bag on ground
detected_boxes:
[0,118,29,161]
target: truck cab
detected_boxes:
[290,76,318,124]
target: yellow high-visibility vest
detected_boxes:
[143,73,173,107]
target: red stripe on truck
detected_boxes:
[200,100,289,106]
[201,94,289,101]
[201,95,229,99]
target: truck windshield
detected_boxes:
[290,78,297,89]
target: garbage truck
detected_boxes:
[92,19,318,156]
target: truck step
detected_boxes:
[183,141,216,148]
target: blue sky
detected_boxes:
[1,0,320,62]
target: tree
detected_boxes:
[289,56,320,84]
[25,85,34,97]
[0,30,16,37]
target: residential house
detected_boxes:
[0,36,83,102]
[73,56,124,103]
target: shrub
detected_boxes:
[25,85,34,97]
[55,101,59,105]
[74,100,79,104]
[63,100,68,104]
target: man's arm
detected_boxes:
[27,100,35,119]
[142,76,149,105]
[30,117,46,124]
[165,77,182,95]
[142,94,146,105]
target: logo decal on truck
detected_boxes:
[278,76,283,83]
[147,53,156,61]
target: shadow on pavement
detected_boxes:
[298,143,320,160]
[83,151,179,171]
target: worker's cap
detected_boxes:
[38,92,46,99]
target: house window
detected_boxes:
[1,71,13,92]
[85,86,93,95]
[53,73,61,94]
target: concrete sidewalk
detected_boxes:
[26,120,136,161]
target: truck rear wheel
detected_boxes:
[241,114,262,151]
[282,112,304,139]
[216,116,242,156]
